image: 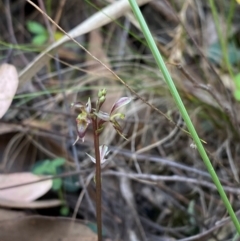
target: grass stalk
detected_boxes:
[226,0,237,38]
[209,0,234,77]
[128,0,240,234]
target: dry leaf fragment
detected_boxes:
[0,63,19,118]
[0,172,52,202]
[0,198,61,209]
[0,216,97,241]
[0,208,26,221]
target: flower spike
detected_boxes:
[72,92,132,144]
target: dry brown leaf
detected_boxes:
[220,73,235,92]
[0,216,97,241]
[57,48,81,61]
[0,123,22,135]
[0,64,19,118]
[23,119,52,130]
[0,172,52,202]
[87,29,111,79]
[0,208,26,221]
[87,29,122,111]
[0,134,74,173]
[0,198,61,209]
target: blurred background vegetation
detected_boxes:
[1,0,240,240]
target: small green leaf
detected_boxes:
[32,160,51,175]
[234,73,240,89]
[52,158,66,167]
[234,89,240,101]
[60,206,69,216]
[32,34,48,46]
[27,21,46,34]
[52,178,62,191]
[32,159,61,175]
[207,42,240,65]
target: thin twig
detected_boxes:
[103,171,240,194]
[52,0,66,33]
[4,0,28,65]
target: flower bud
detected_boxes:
[99,95,105,103]
[98,88,107,98]
[98,90,102,98]
[101,88,107,96]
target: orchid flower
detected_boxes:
[95,97,132,138]
[72,98,92,143]
[72,90,132,144]
[86,145,109,164]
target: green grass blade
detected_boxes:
[209,0,233,77]
[128,0,240,234]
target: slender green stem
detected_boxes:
[226,0,236,38]
[92,119,102,241]
[128,0,240,234]
[209,0,233,77]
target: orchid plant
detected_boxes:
[71,89,131,241]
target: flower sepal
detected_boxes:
[86,145,109,164]
[110,97,132,114]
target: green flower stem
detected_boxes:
[92,118,102,241]
[128,0,240,234]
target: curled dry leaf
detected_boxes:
[0,172,52,202]
[0,63,19,118]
